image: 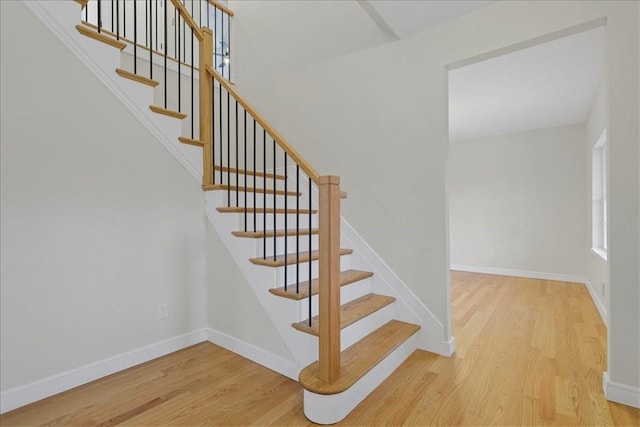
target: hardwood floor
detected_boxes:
[2,272,639,426]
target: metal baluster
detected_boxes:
[273,139,277,261]
[308,178,312,326]
[97,0,102,33]
[149,0,153,79]
[227,91,231,206]
[284,154,288,291]
[244,110,247,231]
[219,84,223,184]
[191,26,194,139]
[235,100,239,207]
[253,120,257,233]
[263,129,267,259]
[163,0,167,108]
[296,165,300,294]
[133,0,137,74]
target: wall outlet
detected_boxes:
[158,303,168,320]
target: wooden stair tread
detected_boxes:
[299,320,420,395]
[214,166,286,180]
[232,228,319,238]
[202,184,300,197]
[149,105,187,119]
[269,269,373,300]
[217,207,317,214]
[292,293,395,336]
[178,137,205,147]
[250,249,352,267]
[76,25,126,50]
[116,69,159,87]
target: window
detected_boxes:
[592,129,608,260]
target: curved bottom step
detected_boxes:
[301,320,420,424]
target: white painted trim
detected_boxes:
[24,1,201,182]
[583,279,608,325]
[303,331,418,424]
[206,328,299,380]
[0,330,207,414]
[450,264,587,284]
[603,372,640,409]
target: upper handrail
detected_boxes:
[170,0,204,41]
[208,0,235,17]
[205,64,321,184]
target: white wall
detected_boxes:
[585,77,609,317]
[449,124,586,278]
[0,0,290,394]
[230,0,639,398]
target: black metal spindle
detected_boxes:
[111,0,114,32]
[164,0,167,109]
[155,0,158,50]
[149,0,153,79]
[284,154,288,291]
[235,100,239,207]
[227,91,230,206]
[227,12,231,79]
[221,8,225,78]
[243,110,247,231]
[133,0,137,74]
[296,165,300,294]
[263,129,267,259]
[115,0,119,39]
[273,139,276,261]
[212,81,215,184]
[97,0,102,32]
[191,27,194,139]
[85,1,88,22]
[219,84,223,184]
[308,177,312,326]
[123,0,126,38]
[253,120,257,233]
[177,11,181,112]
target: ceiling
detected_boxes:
[449,26,606,142]
[358,0,494,39]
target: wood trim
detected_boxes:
[249,248,352,268]
[79,22,199,71]
[178,137,205,148]
[292,294,395,336]
[202,184,300,197]
[299,320,421,395]
[318,175,342,383]
[76,25,126,50]
[200,29,214,186]
[269,269,373,301]
[216,207,317,215]
[73,0,88,9]
[207,0,235,16]
[205,64,320,184]
[115,69,159,87]
[214,165,287,181]
[232,228,319,239]
[170,0,204,41]
[149,105,187,120]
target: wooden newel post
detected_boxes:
[319,175,341,383]
[200,28,214,186]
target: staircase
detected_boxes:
[27,0,452,423]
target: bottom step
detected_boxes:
[299,320,420,424]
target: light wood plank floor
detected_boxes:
[2,272,639,426]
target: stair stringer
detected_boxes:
[24,0,204,185]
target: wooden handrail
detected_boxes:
[170,0,204,41]
[208,0,235,17]
[205,64,321,184]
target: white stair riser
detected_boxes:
[225,212,318,231]
[270,256,351,286]
[284,277,374,320]
[303,332,419,424]
[221,191,303,209]
[253,235,318,258]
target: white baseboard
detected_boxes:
[0,327,300,414]
[604,372,640,408]
[206,328,299,380]
[0,329,207,414]
[450,264,587,284]
[583,279,608,325]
